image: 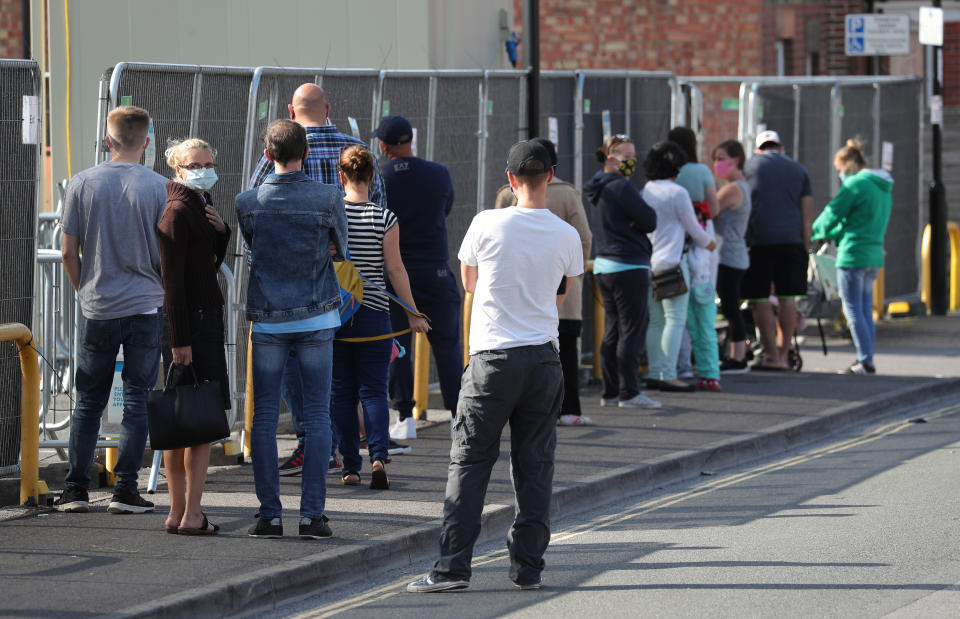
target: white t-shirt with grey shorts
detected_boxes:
[458,206,584,355]
[61,161,167,320]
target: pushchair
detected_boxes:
[719,243,840,372]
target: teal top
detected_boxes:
[674,162,715,203]
[252,309,341,334]
[593,256,649,274]
[812,169,893,269]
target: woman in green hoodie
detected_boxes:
[812,138,893,375]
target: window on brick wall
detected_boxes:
[776,39,794,76]
[807,51,820,76]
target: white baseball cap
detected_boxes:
[755,130,781,149]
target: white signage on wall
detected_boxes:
[919,7,944,46]
[881,141,894,172]
[548,116,559,150]
[22,96,39,144]
[845,14,910,56]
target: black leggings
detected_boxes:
[717,264,747,343]
[558,320,582,416]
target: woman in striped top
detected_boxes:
[333,145,429,490]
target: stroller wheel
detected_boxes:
[788,348,803,372]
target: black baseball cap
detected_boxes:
[505,140,552,175]
[530,137,558,168]
[372,115,413,145]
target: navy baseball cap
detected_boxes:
[372,115,413,145]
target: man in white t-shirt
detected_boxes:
[407,140,584,593]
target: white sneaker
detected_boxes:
[390,417,417,440]
[619,392,662,409]
[600,398,617,407]
[558,414,594,426]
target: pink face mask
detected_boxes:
[713,158,736,178]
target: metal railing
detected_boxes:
[0,323,41,505]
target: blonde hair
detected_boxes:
[595,134,633,163]
[165,138,217,170]
[106,106,151,150]
[835,137,867,171]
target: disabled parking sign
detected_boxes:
[845,14,909,56]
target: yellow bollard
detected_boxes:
[0,323,41,506]
[873,267,885,322]
[591,273,604,380]
[462,291,473,368]
[412,333,430,420]
[244,327,254,459]
[922,221,960,312]
[104,437,118,486]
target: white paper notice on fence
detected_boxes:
[881,141,894,172]
[756,123,767,135]
[22,96,39,144]
[347,116,360,139]
[411,127,418,157]
[143,120,156,169]
[601,110,612,141]
[548,117,559,150]
[931,95,943,125]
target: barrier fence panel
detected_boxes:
[797,83,837,217]
[580,73,629,187]
[539,72,578,185]
[0,59,41,472]
[432,72,484,280]
[878,79,923,298]
[753,84,799,158]
[627,73,677,178]
[482,72,525,209]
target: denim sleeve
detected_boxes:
[370,159,387,210]
[329,193,349,262]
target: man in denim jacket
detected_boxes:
[235,119,348,540]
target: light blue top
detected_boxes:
[674,162,715,203]
[252,309,341,334]
[593,256,649,274]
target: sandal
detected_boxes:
[342,471,361,486]
[369,459,389,490]
[178,512,220,536]
[164,524,179,534]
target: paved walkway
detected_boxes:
[1,315,957,617]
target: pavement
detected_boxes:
[0,314,957,618]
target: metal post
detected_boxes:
[526,0,540,139]
[929,0,948,315]
[0,323,41,505]
[574,72,585,191]
[476,73,488,213]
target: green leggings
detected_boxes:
[686,282,720,380]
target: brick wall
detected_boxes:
[0,0,24,59]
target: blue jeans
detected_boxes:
[332,306,392,472]
[67,313,161,492]
[837,267,879,365]
[251,328,334,519]
[282,353,340,453]
[647,259,691,381]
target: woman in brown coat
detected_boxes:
[157,138,231,535]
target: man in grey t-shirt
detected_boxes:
[55,106,167,515]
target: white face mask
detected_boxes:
[182,168,218,192]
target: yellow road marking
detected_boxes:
[291,403,960,618]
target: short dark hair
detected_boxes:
[643,141,687,180]
[263,119,307,165]
[667,126,698,163]
[714,139,746,170]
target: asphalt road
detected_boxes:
[272,396,960,619]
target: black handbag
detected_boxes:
[147,364,229,451]
[651,265,688,301]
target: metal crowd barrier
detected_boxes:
[0,323,42,505]
[921,222,960,311]
[0,59,42,476]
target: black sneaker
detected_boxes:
[845,361,876,375]
[719,358,749,374]
[388,439,411,456]
[279,443,304,476]
[107,488,155,514]
[512,576,543,590]
[406,573,470,593]
[299,515,332,539]
[54,486,89,513]
[248,516,283,538]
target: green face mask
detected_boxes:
[613,156,637,177]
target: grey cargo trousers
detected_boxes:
[431,343,563,585]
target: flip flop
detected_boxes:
[165,524,179,534]
[342,471,361,486]
[178,512,220,536]
[369,460,389,490]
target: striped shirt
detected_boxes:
[344,200,398,313]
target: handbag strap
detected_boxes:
[165,363,201,392]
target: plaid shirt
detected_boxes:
[249,123,386,209]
